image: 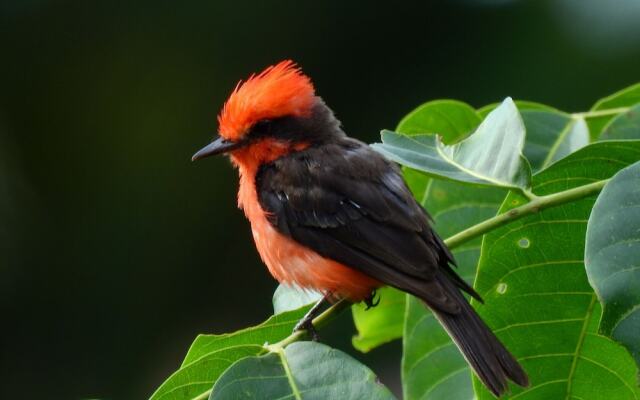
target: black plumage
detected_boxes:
[256,132,528,396]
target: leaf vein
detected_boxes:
[418,365,469,399]
[565,294,596,400]
[493,317,585,334]
[578,355,639,399]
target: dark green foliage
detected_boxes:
[586,162,640,368]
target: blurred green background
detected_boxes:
[1,0,639,399]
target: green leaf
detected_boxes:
[399,100,482,202]
[149,308,309,400]
[397,99,479,143]
[585,161,640,367]
[210,342,396,400]
[273,284,322,315]
[471,140,640,399]
[593,83,640,110]
[600,103,640,140]
[477,100,558,119]
[521,111,589,171]
[589,82,640,139]
[352,287,406,352]
[353,100,483,354]
[478,101,589,171]
[373,98,532,190]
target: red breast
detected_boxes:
[233,140,379,301]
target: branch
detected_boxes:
[444,179,608,249]
[264,178,610,351]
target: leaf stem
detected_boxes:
[521,188,540,201]
[571,107,629,119]
[263,178,609,353]
[444,179,608,249]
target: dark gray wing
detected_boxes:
[256,138,480,313]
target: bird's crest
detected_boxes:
[218,60,316,140]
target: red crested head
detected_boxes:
[192,60,342,165]
[217,60,316,141]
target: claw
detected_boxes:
[364,290,381,310]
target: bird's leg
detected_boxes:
[293,292,332,341]
[364,289,380,310]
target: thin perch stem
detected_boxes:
[445,179,608,249]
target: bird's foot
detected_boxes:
[292,293,330,341]
[294,318,320,341]
[364,290,380,310]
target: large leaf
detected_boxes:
[471,140,640,399]
[589,82,640,139]
[209,342,396,400]
[399,100,483,200]
[354,100,483,353]
[273,284,322,315]
[521,111,589,171]
[600,103,640,140]
[149,308,309,400]
[478,101,589,171]
[585,161,640,367]
[477,100,558,119]
[373,98,531,190]
[396,99,479,143]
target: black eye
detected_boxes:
[252,119,273,136]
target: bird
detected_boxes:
[192,60,529,397]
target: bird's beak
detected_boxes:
[191,136,244,161]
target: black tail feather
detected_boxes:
[428,275,529,397]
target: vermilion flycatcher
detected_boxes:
[192,61,529,396]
